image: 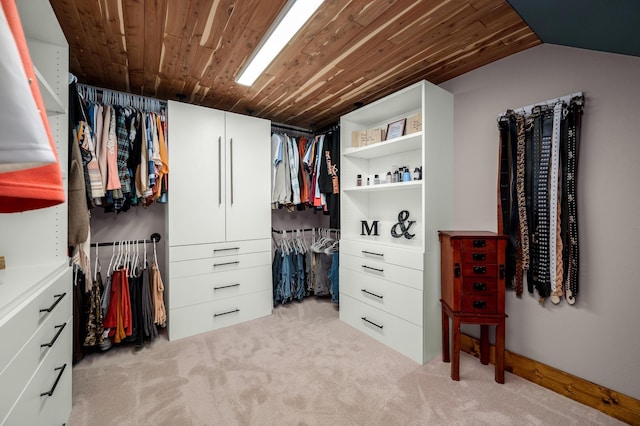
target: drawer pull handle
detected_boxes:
[40,364,66,397]
[362,265,384,273]
[361,289,383,299]
[361,316,383,329]
[473,282,487,291]
[214,283,240,291]
[361,250,384,257]
[473,239,486,248]
[214,308,240,317]
[473,266,487,274]
[213,261,240,267]
[214,247,240,253]
[39,293,66,314]
[472,253,486,261]
[473,301,487,309]
[41,323,67,348]
[454,263,461,278]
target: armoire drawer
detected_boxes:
[341,252,423,290]
[168,290,272,341]
[0,267,71,375]
[2,318,72,426]
[339,294,423,363]
[169,250,271,279]
[340,268,422,326]
[341,239,423,270]
[169,239,271,262]
[0,306,71,419]
[169,265,271,308]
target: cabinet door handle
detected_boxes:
[214,308,239,317]
[41,323,67,348]
[213,261,240,268]
[361,250,384,257]
[214,283,240,291]
[473,266,487,274]
[361,289,383,299]
[473,239,486,248]
[229,137,234,205]
[473,301,487,309]
[362,265,384,273]
[472,253,486,261]
[454,263,461,278]
[361,316,383,329]
[40,364,67,397]
[39,293,66,314]
[473,282,487,291]
[218,136,222,206]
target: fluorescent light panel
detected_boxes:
[236,0,324,86]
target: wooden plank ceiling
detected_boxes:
[50,0,540,130]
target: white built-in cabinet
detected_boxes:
[339,80,453,363]
[0,0,71,424]
[166,101,272,341]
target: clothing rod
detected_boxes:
[77,83,167,107]
[271,227,340,234]
[92,233,161,247]
[312,122,340,135]
[498,91,583,118]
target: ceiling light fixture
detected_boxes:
[235,0,324,86]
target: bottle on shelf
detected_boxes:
[374,174,380,185]
[403,167,411,182]
[386,171,392,184]
[413,167,422,180]
[357,174,362,186]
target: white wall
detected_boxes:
[440,44,640,399]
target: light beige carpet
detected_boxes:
[68,298,623,426]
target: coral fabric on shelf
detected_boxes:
[0,0,65,213]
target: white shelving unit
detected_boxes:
[339,80,454,363]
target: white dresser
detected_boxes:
[166,101,273,341]
[339,80,454,363]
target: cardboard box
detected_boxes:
[351,130,362,147]
[354,128,385,147]
[406,112,422,134]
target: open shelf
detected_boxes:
[344,132,422,159]
[343,180,422,193]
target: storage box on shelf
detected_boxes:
[339,80,453,363]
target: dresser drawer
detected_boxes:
[461,238,497,252]
[0,267,71,375]
[461,263,498,278]
[340,294,423,363]
[169,265,271,308]
[340,268,422,325]
[169,239,271,261]
[168,290,272,341]
[461,277,497,295]
[461,250,497,263]
[461,295,498,314]
[0,304,71,419]
[169,251,271,278]
[341,253,423,290]
[341,239,423,270]
[2,318,72,426]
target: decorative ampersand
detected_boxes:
[391,210,415,239]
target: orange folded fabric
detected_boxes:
[0,0,65,213]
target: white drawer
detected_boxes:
[168,290,272,341]
[341,239,423,270]
[169,251,271,279]
[0,301,71,420]
[169,265,272,308]
[341,252,423,290]
[340,294,423,364]
[0,267,71,374]
[2,318,72,426]
[169,239,271,261]
[340,268,422,326]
